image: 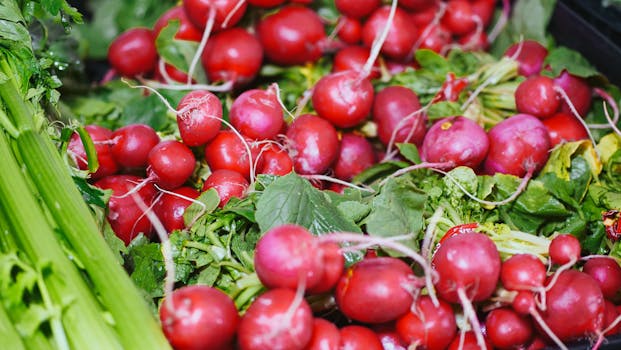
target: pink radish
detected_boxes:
[147,140,196,190]
[285,114,339,175]
[229,86,284,141]
[201,169,249,208]
[110,123,160,170]
[176,90,223,147]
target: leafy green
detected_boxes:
[543,46,600,78]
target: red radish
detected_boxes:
[457,30,489,52]
[147,140,196,190]
[201,169,249,207]
[153,5,202,42]
[257,145,294,176]
[447,331,493,350]
[504,40,549,77]
[94,175,157,245]
[333,132,377,181]
[485,307,534,350]
[540,269,606,342]
[542,112,589,147]
[409,3,439,28]
[417,24,451,54]
[229,87,284,140]
[375,326,407,350]
[400,0,437,11]
[306,318,341,350]
[68,125,119,180]
[372,85,426,148]
[470,0,496,26]
[155,62,194,84]
[285,114,340,175]
[484,113,551,177]
[339,325,384,350]
[395,295,457,350]
[254,224,323,290]
[603,300,621,335]
[204,130,262,180]
[153,186,200,232]
[441,0,477,36]
[307,242,345,294]
[515,76,560,119]
[335,0,381,19]
[554,70,593,117]
[500,253,547,291]
[582,257,621,300]
[256,5,326,66]
[335,257,420,324]
[438,222,479,245]
[183,0,247,31]
[110,123,160,169]
[511,290,536,316]
[237,288,314,350]
[201,28,264,87]
[247,0,286,7]
[548,233,581,266]
[332,46,380,80]
[420,116,489,169]
[107,28,158,78]
[159,285,239,350]
[362,6,418,61]
[176,90,223,147]
[336,16,363,45]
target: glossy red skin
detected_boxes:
[542,112,589,147]
[504,40,549,77]
[257,145,294,176]
[484,113,551,177]
[147,140,196,190]
[176,90,223,147]
[108,28,157,77]
[285,114,339,175]
[229,88,283,140]
[153,186,199,232]
[153,5,202,42]
[603,300,621,335]
[420,116,489,169]
[362,6,418,61]
[554,70,593,117]
[201,28,263,87]
[257,5,326,66]
[515,76,560,119]
[306,318,340,350]
[418,24,451,54]
[540,270,605,342]
[333,133,377,181]
[485,308,534,349]
[68,125,119,180]
[247,0,286,7]
[110,124,160,169]
[471,0,496,26]
[548,233,581,265]
[336,257,418,324]
[372,85,426,147]
[204,130,262,180]
[374,327,407,350]
[400,0,437,11]
[441,0,476,36]
[253,224,322,290]
[500,253,547,291]
[182,0,247,31]
[457,30,489,52]
[94,175,156,245]
[307,242,345,294]
[312,71,373,127]
[339,325,383,350]
[511,290,536,316]
[448,331,493,350]
[395,296,457,350]
[160,285,239,350]
[237,288,314,350]
[583,257,621,300]
[335,0,381,19]
[201,169,249,207]
[432,232,501,303]
[155,62,194,84]
[332,46,380,79]
[336,16,362,45]
[409,3,439,27]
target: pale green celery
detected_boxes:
[0,302,26,350]
[0,130,123,350]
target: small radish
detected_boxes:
[108,28,158,78]
[339,325,384,350]
[457,29,489,52]
[333,132,377,181]
[372,85,427,148]
[417,24,452,54]
[110,123,160,170]
[362,6,418,61]
[155,62,194,84]
[582,257,621,300]
[307,242,345,294]
[375,326,407,350]
[504,40,548,77]
[257,145,294,176]
[147,140,196,190]
[183,0,247,31]
[395,295,457,350]
[554,70,593,117]
[515,76,560,119]
[603,300,621,336]
[285,114,340,175]
[229,86,284,140]
[336,16,363,45]
[409,3,439,28]
[335,0,381,19]
[176,90,223,147]
[399,0,438,12]
[159,285,239,350]
[548,233,581,266]
[153,186,200,233]
[447,331,493,350]
[153,5,202,42]
[247,0,286,7]
[441,0,477,36]
[511,290,537,316]
[542,112,589,147]
[306,318,340,350]
[500,253,547,292]
[68,125,119,180]
[201,169,249,208]
[204,130,262,180]
[485,307,534,350]
[332,46,380,80]
[470,0,496,26]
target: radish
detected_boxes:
[237,288,314,350]
[336,16,362,45]
[176,90,223,147]
[485,307,534,349]
[335,0,381,19]
[372,85,426,150]
[400,0,438,11]
[500,253,547,291]
[247,0,286,7]
[153,5,203,42]
[395,295,457,350]
[512,290,537,316]
[582,257,621,300]
[204,130,262,180]
[447,331,493,350]
[335,256,420,324]
[339,325,384,350]
[159,285,239,350]
[515,76,560,119]
[420,116,489,169]
[257,145,294,176]
[153,186,200,233]
[333,132,377,181]
[285,114,339,175]
[305,318,340,350]
[375,326,407,350]
[504,40,548,77]
[68,125,119,180]
[548,233,581,266]
[201,28,264,87]
[155,61,195,84]
[484,113,551,177]
[110,123,160,170]
[201,169,249,208]
[554,70,593,118]
[307,242,345,294]
[229,86,284,141]
[147,140,196,190]
[107,28,158,78]
[470,0,496,27]
[417,24,451,54]
[183,0,247,31]
[256,5,326,66]
[542,112,589,147]
[362,6,418,61]
[440,0,477,36]
[332,46,380,80]
[603,300,621,336]
[409,2,440,28]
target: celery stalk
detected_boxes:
[0,302,25,350]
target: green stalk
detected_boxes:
[0,130,123,350]
[0,66,172,349]
[0,302,25,350]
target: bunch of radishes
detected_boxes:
[156,223,621,350]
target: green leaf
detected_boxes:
[127,241,165,298]
[427,101,463,120]
[543,46,600,78]
[183,189,219,227]
[396,143,421,164]
[415,49,450,75]
[155,21,207,83]
[353,160,410,184]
